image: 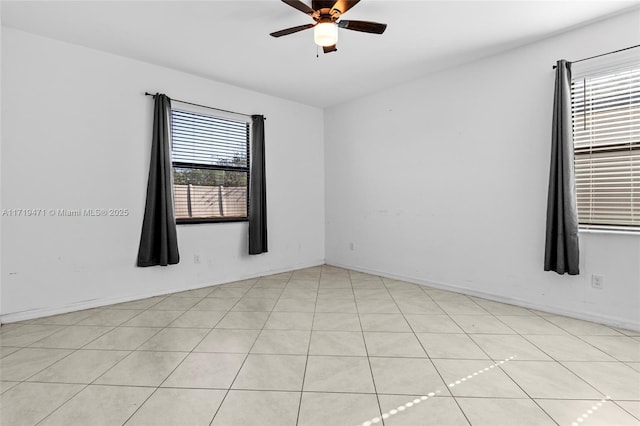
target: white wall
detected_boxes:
[3,11,639,329]
[325,10,640,330]
[1,28,325,321]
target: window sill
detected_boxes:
[578,227,640,236]
[177,218,248,225]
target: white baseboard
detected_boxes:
[0,259,325,324]
[6,258,637,332]
[327,261,640,332]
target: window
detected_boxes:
[171,107,250,223]
[571,59,639,231]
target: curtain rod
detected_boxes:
[144,92,265,120]
[552,44,640,69]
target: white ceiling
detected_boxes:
[2,0,639,107]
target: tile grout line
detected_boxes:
[439,304,553,424]
[352,272,387,426]
[480,329,614,425]
[104,304,208,425]
[206,273,284,426]
[358,356,518,426]
[71,278,249,426]
[294,269,323,426]
[422,285,579,425]
[118,317,223,424]
[9,299,175,426]
[569,396,612,426]
[382,277,473,426]
[471,306,614,424]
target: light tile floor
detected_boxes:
[1,265,639,426]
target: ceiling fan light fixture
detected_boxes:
[314,22,338,47]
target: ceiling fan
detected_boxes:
[270,0,387,53]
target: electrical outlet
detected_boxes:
[194,254,201,264]
[591,274,604,290]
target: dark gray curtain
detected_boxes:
[137,93,180,266]
[544,60,579,275]
[249,115,268,255]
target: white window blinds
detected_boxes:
[171,109,249,168]
[571,60,640,230]
[170,108,250,222]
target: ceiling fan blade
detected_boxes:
[270,23,315,38]
[323,44,338,54]
[338,20,387,34]
[330,0,360,15]
[281,0,315,15]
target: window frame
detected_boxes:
[570,55,639,233]
[170,104,251,225]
